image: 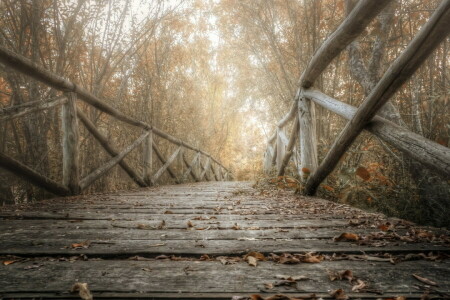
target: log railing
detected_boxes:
[264,0,450,195]
[0,46,232,196]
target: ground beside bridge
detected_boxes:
[0,181,449,299]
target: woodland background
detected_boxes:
[0,0,449,226]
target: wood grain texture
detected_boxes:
[305,2,450,195]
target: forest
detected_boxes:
[0,0,449,227]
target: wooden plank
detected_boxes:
[0,95,67,122]
[304,89,450,177]
[182,152,200,182]
[298,95,318,176]
[142,130,153,185]
[79,131,149,191]
[1,237,448,257]
[152,146,182,184]
[267,101,298,144]
[152,143,180,183]
[0,45,229,175]
[305,2,450,195]
[299,0,392,88]
[77,109,147,187]
[61,92,80,194]
[278,117,299,176]
[0,152,69,196]
[1,260,449,294]
[199,157,212,181]
[276,128,287,172]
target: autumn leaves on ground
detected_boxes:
[0,0,449,226]
[1,182,449,299]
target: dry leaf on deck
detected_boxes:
[71,282,93,300]
[412,274,438,286]
[164,210,173,214]
[351,279,366,292]
[275,275,309,281]
[187,220,194,228]
[246,256,258,267]
[71,241,90,249]
[2,260,17,266]
[245,251,265,261]
[157,220,166,229]
[137,223,149,229]
[302,253,323,263]
[329,288,349,300]
[334,232,360,242]
[232,223,241,230]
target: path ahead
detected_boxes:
[0,182,449,299]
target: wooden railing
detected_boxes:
[0,46,232,196]
[264,0,450,195]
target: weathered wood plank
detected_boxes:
[1,238,448,257]
[152,143,180,183]
[305,2,450,195]
[278,117,299,176]
[298,95,318,176]
[62,92,80,194]
[304,89,450,177]
[182,152,200,182]
[142,130,153,185]
[0,95,67,122]
[0,152,69,196]
[79,131,149,191]
[0,260,448,294]
[299,0,392,88]
[77,109,147,187]
[152,146,182,184]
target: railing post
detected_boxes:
[263,145,273,173]
[276,127,286,173]
[62,92,80,194]
[298,94,318,176]
[143,130,153,185]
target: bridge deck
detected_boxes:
[0,181,449,299]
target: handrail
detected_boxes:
[264,0,450,195]
[0,47,231,196]
[0,45,229,172]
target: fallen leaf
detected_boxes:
[352,279,366,292]
[245,251,265,261]
[322,185,335,192]
[232,223,241,230]
[71,241,90,249]
[275,275,309,281]
[329,288,348,300]
[141,267,152,272]
[247,256,258,267]
[187,220,194,228]
[263,282,274,290]
[164,210,173,214]
[2,260,16,266]
[378,222,393,231]
[356,166,370,181]
[71,282,93,300]
[341,270,353,282]
[302,253,322,263]
[301,167,311,174]
[137,223,149,229]
[157,220,166,229]
[412,274,438,286]
[334,232,360,242]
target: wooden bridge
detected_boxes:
[1,0,450,299]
